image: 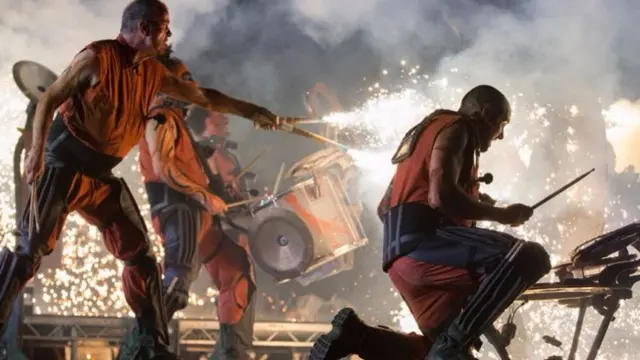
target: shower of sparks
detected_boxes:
[318,64,639,359]
[1,58,640,359]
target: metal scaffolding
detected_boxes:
[21,314,332,359]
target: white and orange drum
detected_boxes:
[248,148,367,284]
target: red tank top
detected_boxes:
[390,112,479,227]
[57,35,167,159]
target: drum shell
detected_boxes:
[248,173,368,282]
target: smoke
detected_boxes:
[284,1,640,358]
[287,0,639,239]
[0,0,228,72]
[2,0,640,357]
[604,98,640,172]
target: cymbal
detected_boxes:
[12,60,58,102]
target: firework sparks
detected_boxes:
[0,59,638,359]
[318,64,635,359]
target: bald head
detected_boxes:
[458,85,511,124]
[459,85,511,152]
[121,0,168,33]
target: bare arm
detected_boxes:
[428,123,506,221]
[145,118,218,209]
[478,192,497,205]
[32,49,99,152]
[158,74,261,120]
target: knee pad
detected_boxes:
[160,204,200,269]
[451,241,550,347]
[512,241,551,283]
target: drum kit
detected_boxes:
[223,83,368,287]
[486,221,640,360]
[237,146,367,286]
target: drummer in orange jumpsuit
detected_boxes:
[132,51,256,359]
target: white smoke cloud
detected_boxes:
[0,0,227,72]
[288,0,629,242]
[288,1,640,358]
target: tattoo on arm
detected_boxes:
[149,119,213,208]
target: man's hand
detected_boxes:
[251,106,280,130]
[478,192,497,206]
[204,192,228,215]
[496,203,533,227]
[25,148,44,184]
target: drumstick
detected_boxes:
[272,163,286,195]
[531,168,595,210]
[281,123,350,151]
[261,117,350,152]
[227,198,264,209]
[236,149,268,180]
[29,182,40,236]
[289,119,327,124]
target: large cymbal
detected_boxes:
[12,60,58,102]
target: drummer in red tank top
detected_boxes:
[1,1,294,359]
[311,85,552,360]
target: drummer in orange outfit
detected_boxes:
[133,52,256,359]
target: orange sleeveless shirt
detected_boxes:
[139,106,209,188]
[57,35,168,159]
[390,112,479,227]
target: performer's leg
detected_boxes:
[0,298,27,360]
[0,166,72,335]
[155,206,201,320]
[388,258,479,342]
[310,256,469,360]
[427,240,550,360]
[198,224,255,360]
[80,178,175,360]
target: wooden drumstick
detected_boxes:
[259,117,350,152]
[272,163,286,196]
[236,149,268,180]
[227,198,264,209]
[531,168,595,210]
[29,182,40,236]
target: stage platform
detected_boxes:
[21,314,332,359]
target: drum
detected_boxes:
[518,283,623,302]
[570,221,640,267]
[248,170,368,283]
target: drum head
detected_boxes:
[518,283,615,302]
[570,221,640,267]
[249,208,314,281]
[286,147,351,180]
[12,60,58,102]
